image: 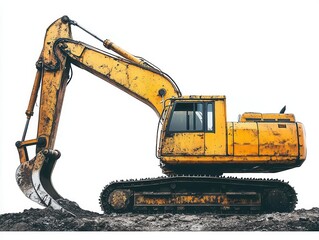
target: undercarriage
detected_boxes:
[100,175,297,214]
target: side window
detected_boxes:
[169,103,203,132]
[207,102,214,132]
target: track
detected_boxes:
[99,175,297,214]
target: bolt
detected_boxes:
[36,60,43,70]
[59,43,68,49]
[158,88,166,97]
[61,15,70,24]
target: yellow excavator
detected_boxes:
[16,16,306,215]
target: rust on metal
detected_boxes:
[108,189,132,211]
[134,192,261,208]
[16,158,45,206]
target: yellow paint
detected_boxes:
[227,122,234,155]
[60,40,181,117]
[36,17,72,150]
[205,100,227,155]
[297,123,307,159]
[258,123,298,156]
[161,133,205,156]
[240,112,296,122]
[233,122,258,156]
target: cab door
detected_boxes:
[161,102,205,156]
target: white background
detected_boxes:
[1,0,318,220]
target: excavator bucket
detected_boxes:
[15,149,73,214]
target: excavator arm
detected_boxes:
[15,16,181,213]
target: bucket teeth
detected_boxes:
[16,158,46,207]
[16,149,75,216]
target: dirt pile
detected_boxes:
[1,200,318,231]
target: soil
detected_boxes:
[0,199,318,231]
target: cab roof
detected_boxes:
[169,95,226,101]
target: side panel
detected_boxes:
[258,123,298,157]
[227,122,234,155]
[233,122,258,156]
[297,123,307,160]
[161,133,205,156]
[205,100,227,155]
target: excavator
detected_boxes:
[15,16,306,215]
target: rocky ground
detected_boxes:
[0,199,318,231]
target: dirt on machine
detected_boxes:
[15,16,306,216]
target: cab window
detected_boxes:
[207,102,214,131]
[169,103,203,132]
[168,102,215,132]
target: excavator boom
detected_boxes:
[58,38,181,116]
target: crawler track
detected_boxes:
[99,175,297,214]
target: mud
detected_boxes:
[0,199,318,231]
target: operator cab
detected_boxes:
[157,96,227,175]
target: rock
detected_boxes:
[299,217,309,221]
[190,224,205,231]
[10,222,29,231]
[163,213,173,218]
[179,215,199,222]
[145,216,156,221]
